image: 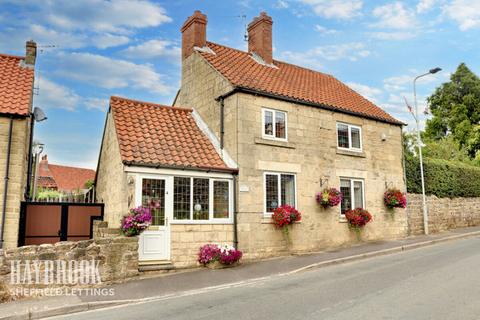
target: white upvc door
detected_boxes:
[136,175,173,261]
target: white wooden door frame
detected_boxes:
[135,174,173,261]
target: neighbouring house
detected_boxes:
[96,11,407,268]
[36,155,95,195]
[0,41,36,249]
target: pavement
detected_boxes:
[1,226,480,320]
[50,234,480,320]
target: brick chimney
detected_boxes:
[25,40,37,66]
[181,10,207,60]
[247,12,273,65]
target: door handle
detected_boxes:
[165,217,169,226]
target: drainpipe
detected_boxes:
[1,117,14,249]
[24,115,35,200]
[220,97,225,150]
[233,174,238,249]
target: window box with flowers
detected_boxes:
[271,205,301,245]
[345,208,372,240]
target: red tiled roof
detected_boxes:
[0,53,34,116]
[38,156,95,192]
[110,96,230,171]
[37,176,58,189]
[199,42,403,125]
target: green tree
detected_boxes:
[425,63,480,157]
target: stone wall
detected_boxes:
[407,193,480,235]
[170,224,234,268]
[0,117,30,249]
[0,236,138,301]
[95,112,130,228]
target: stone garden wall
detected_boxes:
[407,193,480,235]
[0,235,138,302]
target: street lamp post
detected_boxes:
[413,67,441,235]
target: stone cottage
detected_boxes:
[96,11,406,268]
[0,41,36,249]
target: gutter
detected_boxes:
[123,161,239,174]
[216,87,406,127]
[1,117,14,249]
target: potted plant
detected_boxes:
[198,243,243,269]
[316,187,343,208]
[120,206,152,236]
[345,208,372,240]
[384,189,407,209]
[271,205,301,244]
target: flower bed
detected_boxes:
[384,189,407,209]
[120,206,152,236]
[198,243,243,267]
[316,187,343,208]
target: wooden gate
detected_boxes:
[18,202,104,246]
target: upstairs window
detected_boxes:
[263,108,287,140]
[337,123,362,152]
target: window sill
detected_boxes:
[255,137,296,149]
[336,148,366,158]
[170,221,233,225]
[338,216,348,223]
[261,217,302,224]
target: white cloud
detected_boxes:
[281,42,370,70]
[274,0,289,9]
[121,39,180,61]
[443,0,480,30]
[301,0,363,19]
[369,31,416,40]
[40,0,172,33]
[372,2,417,29]
[84,97,109,111]
[346,82,382,103]
[35,78,80,111]
[91,34,130,49]
[53,52,172,95]
[417,0,437,13]
[315,24,338,35]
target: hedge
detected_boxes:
[405,156,480,198]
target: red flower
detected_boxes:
[384,189,407,209]
[345,208,372,228]
[271,205,301,228]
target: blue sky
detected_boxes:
[1,0,480,169]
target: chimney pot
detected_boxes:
[25,40,37,66]
[181,10,207,60]
[248,12,273,65]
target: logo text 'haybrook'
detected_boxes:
[10,260,102,285]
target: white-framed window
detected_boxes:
[173,177,232,222]
[262,108,287,141]
[264,172,296,215]
[337,122,362,152]
[339,178,364,215]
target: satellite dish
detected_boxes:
[33,107,47,122]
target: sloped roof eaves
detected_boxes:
[216,86,406,126]
[123,160,238,174]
